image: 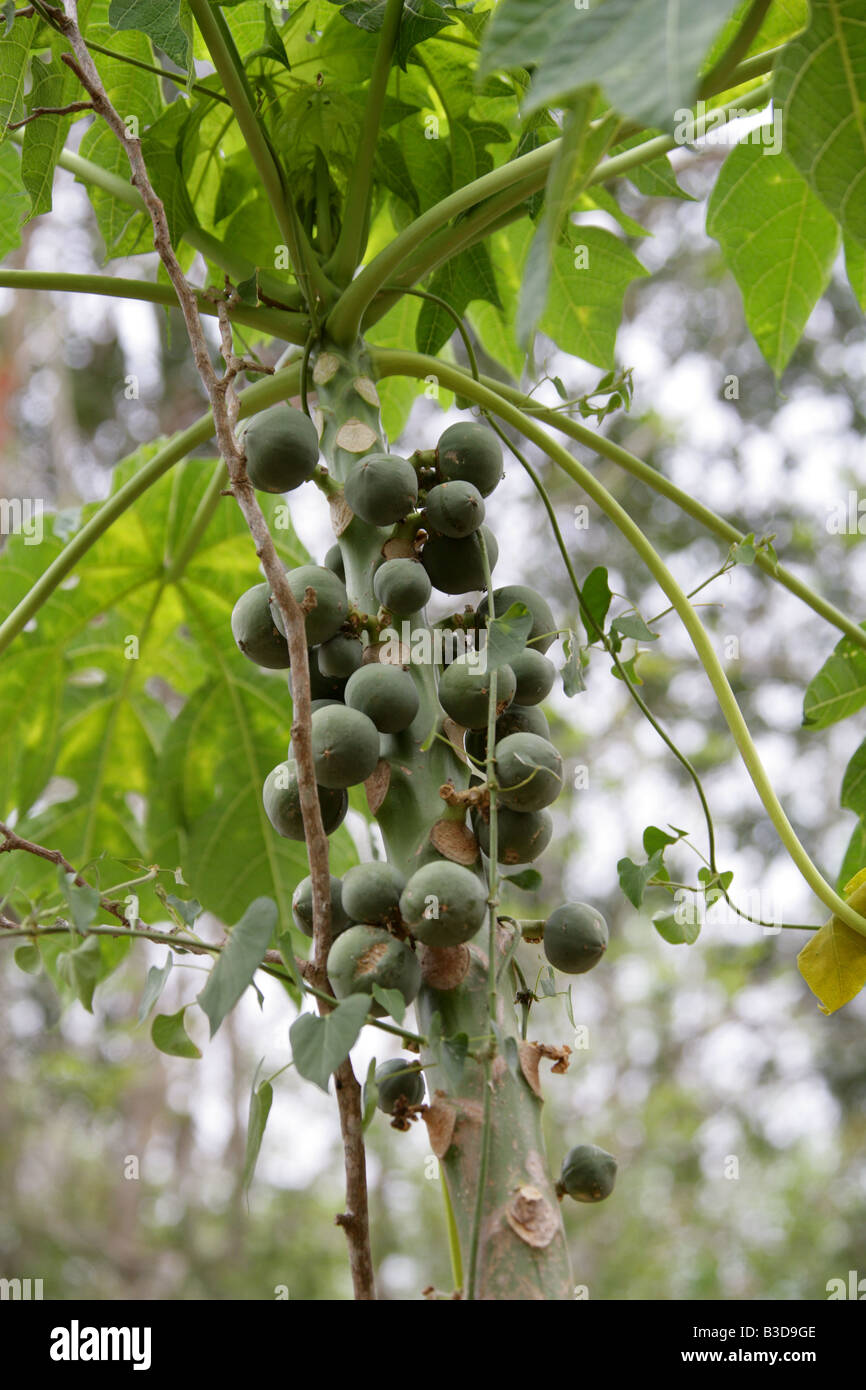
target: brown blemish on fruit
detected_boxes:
[356,942,388,976]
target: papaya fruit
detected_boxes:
[324,543,345,581]
[262,761,347,840]
[509,647,556,706]
[475,585,556,653]
[494,732,563,812]
[341,861,405,928]
[344,663,420,733]
[436,421,503,497]
[241,403,319,493]
[344,452,418,526]
[465,703,551,765]
[270,565,349,646]
[317,632,364,679]
[400,861,487,947]
[291,874,352,938]
[373,1058,425,1114]
[438,652,516,730]
[373,558,432,615]
[421,525,498,595]
[310,704,381,788]
[543,903,608,975]
[288,647,347,702]
[559,1144,617,1203]
[327,924,421,1015]
[473,806,553,863]
[231,582,290,669]
[424,480,485,538]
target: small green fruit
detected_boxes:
[344,452,418,526]
[438,652,516,730]
[341,861,406,928]
[344,663,420,734]
[373,558,432,615]
[241,403,319,493]
[436,422,503,497]
[262,762,347,841]
[231,582,290,669]
[495,732,563,812]
[373,1058,425,1113]
[291,874,352,938]
[309,704,381,788]
[400,861,487,947]
[543,903,608,975]
[509,647,556,706]
[422,526,499,595]
[559,1144,617,1203]
[288,647,347,702]
[324,543,345,580]
[424,480,485,538]
[317,632,364,679]
[271,565,349,647]
[473,806,553,864]
[327,924,421,1014]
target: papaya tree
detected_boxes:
[1,0,865,1303]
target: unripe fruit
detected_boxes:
[327,924,421,1014]
[288,647,347,702]
[241,403,319,493]
[509,647,556,706]
[424,480,485,538]
[465,703,551,765]
[231,582,290,669]
[270,565,349,646]
[324,543,345,580]
[341,861,405,928]
[400,861,487,947]
[559,1144,617,1203]
[476,585,556,653]
[422,526,499,595]
[317,632,364,679]
[543,903,608,975]
[262,762,347,841]
[436,421,503,497]
[495,732,563,812]
[473,806,553,864]
[310,697,343,714]
[344,452,418,526]
[310,705,380,788]
[373,558,432,615]
[291,874,352,938]
[344,663,419,734]
[374,1058,425,1113]
[438,652,516,730]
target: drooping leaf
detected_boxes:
[652,908,700,946]
[56,934,106,1012]
[610,613,659,642]
[152,1005,202,1058]
[706,141,840,375]
[371,984,406,1025]
[0,139,26,259]
[797,876,866,1014]
[137,951,173,1023]
[289,993,370,1093]
[21,50,80,219]
[241,1073,274,1191]
[845,235,866,311]
[0,11,36,140]
[484,604,534,671]
[617,850,664,908]
[774,0,866,245]
[197,897,277,1037]
[503,868,543,892]
[581,565,612,639]
[802,628,866,729]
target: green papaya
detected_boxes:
[424,480,485,538]
[231,582,290,669]
[270,565,349,646]
[475,585,556,653]
[309,704,381,787]
[291,874,352,938]
[373,1058,426,1114]
[400,861,487,948]
[344,452,418,526]
[509,647,556,705]
[543,903,608,975]
[317,632,364,679]
[373,558,432,615]
[494,732,563,812]
[473,806,553,864]
[241,403,319,493]
[559,1144,617,1203]
[438,652,516,729]
[421,526,499,595]
[262,762,347,840]
[436,421,502,497]
[327,924,421,1015]
[341,861,406,928]
[344,663,420,733]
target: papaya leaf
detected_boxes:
[0,140,26,261]
[21,49,80,219]
[197,897,277,1037]
[289,993,370,1093]
[108,0,192,70]
[0,11,36,139]
[581,566,612,641]
[798,879,866,1014]
[151,1005,202,1059]
[242,1071,274,1192]
[844,235,866,311]
[838,819,866,893]
[774,0,866,245]
[540,226,649,370]
[802,628,866,729]
[137,951,173,1024]
[706,143,840,376]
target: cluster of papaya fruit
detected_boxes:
[228,400,616,1170]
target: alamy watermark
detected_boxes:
[673,99,783,157]
[0,497,43,545]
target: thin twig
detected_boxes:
[8,100,93,129]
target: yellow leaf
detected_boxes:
[798,880,866,1014]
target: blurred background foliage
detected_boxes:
[1,145,865,1301]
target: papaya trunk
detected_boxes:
[313,339,573,1300]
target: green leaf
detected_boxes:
[610,613,658,642]
[108,0,192,69]
[615,133,695,201]
[841,739,866,817]
[706,142,840,375]
[0,139,26,260]
[503,868,543,892]
[484,603,534,671]
[197,897,277,1037]
[371,983,406,1024]
[241,1074,274,1191]
[844,234,866,311]
[14,944,41,974]
[59,873,100,931]
[21,50,80,219]
[774,0,866,245]
[797,876,866,1014]
[617,850,664,908]
[361,1056,379,1131]
[482,0,740,130]
[0,11,36,139]
[652,908,700,946]
[140,97,197,244]
[137,951,173,1023]
[838,819,866,892]
[151,1005,202,1058]
[802,628,866,729]
[163,893,201,927]
[56,934,104,1012]
[415,242,502,356]
[560,633,585,697]
[289,993,370,1093]
[642,825,682,856]
[539,225,649,370]
[581,565,612,638]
